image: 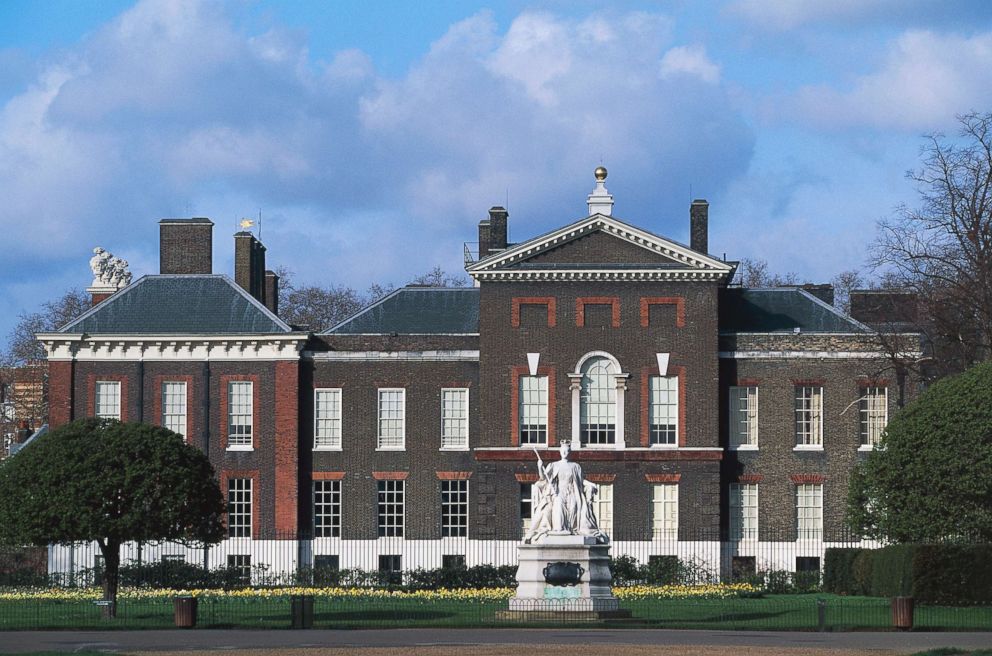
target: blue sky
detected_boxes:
[2,0,992,346]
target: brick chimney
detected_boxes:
[234,231,266,304]
[264,270,279,316]
[802,284,835,306]
[488,207,508,252]
[159,218,213,274]
[850,290,918,328]
[690,200,708,254]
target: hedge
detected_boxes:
[824,544,992,603]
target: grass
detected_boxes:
[0,593,990,631]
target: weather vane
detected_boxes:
[239,218,255,231]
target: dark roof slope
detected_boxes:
[326,287,479,334]
[59,275,291,334]
[719,288,868,333]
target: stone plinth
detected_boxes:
[506,535,628,618]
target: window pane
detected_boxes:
[441,389,469,449]
[859,386,887,446]
[378,389,405,449]
[315,389,342,449]
[729,386,758,447]
[95,381,121,420]
[228,382,253,446]
[593,484,613,536]
[580,357,616,445]
[313,480,341,538]
[227,478,252,538]
[161,381,187,437]
[520,483,533,537]
[729,483,758,540]
[651,484,678,540]
[650,376,679,445]
[795,386,823,446]
[519,376,548,445]
[796,483,823,539]
[441,480,468,537]
[377,480,405,537]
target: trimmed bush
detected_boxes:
[824,548,866,594]
[870,544,915,597]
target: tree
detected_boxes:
[871,112,992,377]
[846,361,992,542]
[3,289,89,365]
[0,419,226,615]
[410,265,468,288]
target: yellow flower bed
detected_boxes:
[0,582,756,603]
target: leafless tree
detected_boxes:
[871,112,992,377]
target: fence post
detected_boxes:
[816,598,826,631]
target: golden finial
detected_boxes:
[239,218,255,230]
[594,166,608,182]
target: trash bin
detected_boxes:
[174,595,198,628]
[891,596,914,630]
[291,594,314,629]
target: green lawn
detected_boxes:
[0,594,989,631]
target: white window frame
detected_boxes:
[729,483,758,540]
[649,375,679,447]
[796,483,823,540]
[313,479,341,538]
[520,482,534,537]
[580,356,618,446]
[161,381,187,438]
[227,477,252,539]
[794,385,823,450]
[440,479,469,537]
[94,381,121,420]
[729,386,758,449]
[651,484,678,540]
[377,479,405,537]
[518,375,548,446]
[377,388,406,451]
[314,388,343,451]
[227,381,254,451]
[440,388,469,450]
[859,386,887,450]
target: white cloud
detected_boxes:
[660,45,720,84]
[785,30,992,131]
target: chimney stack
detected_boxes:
[264,270,279,316]
[488,207,508,252]
[159,218,213,274]
[234,231,266,304]
[477,218,491,260]
[690,199,708,254]
[802,284,835,306]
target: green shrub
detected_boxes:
[851,550,874,596]
[608,555,644,586]
[911,544,992,604]
[824,548,865,594]
[870,544,914,597]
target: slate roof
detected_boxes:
[719,288,868,333]
[58,275,292,334]
[325,287,480,335]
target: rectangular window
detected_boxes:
[377,480,404,537]
[796,483,823,540]
[441,480,468,537]
[859,386,887,447]
[729,386,758,448]
[651,484,678,540]
[227,478,252,538]
[520,482,533,536]
[519,376,548,445]
[649,376,679,446]
[593,483,613,537]
[94,381,121,420]
[729,483,758,540]
[795,386,823,447]
[313,480,341,538]
[227,554,251,585]
[377,389,405,449]
[442,554,466,570]
[227,381,253,448]
[161,381,187,437]
[378,554,402,585]
[314,388,342,449]
[441,388,469,449]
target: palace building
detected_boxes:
[36,169,918,580]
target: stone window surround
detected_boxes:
[570,351,629,449]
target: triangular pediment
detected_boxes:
[467,214,733,282]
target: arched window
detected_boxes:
[580,356,617,445]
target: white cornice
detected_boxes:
[305,350,480,361]
[468,214,733,276]
[719,350,923,360]
[37,333,308,362]
[471,269,727,281]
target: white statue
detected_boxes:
[89,247,112,287]
[524,441,607,544]
[89,247,132,290]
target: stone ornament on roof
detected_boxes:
[89,247,132,291]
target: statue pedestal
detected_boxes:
[501,535,630,620]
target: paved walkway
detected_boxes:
[2,629,990,653]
